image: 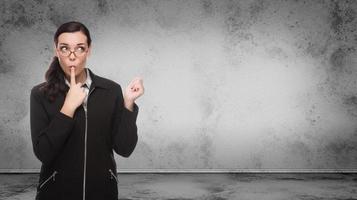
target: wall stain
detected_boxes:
[48,4,73,27]
[330,46,356,73]
[224,3,244,34]
[250,153,263,169]
[305,39,329,58]
[289,140,313,166]
[325,138,356,155]
[197,130,213,167]
[331,1,344,34]
[331,1,356,34]
[201,0,213,15]
[1,1,38,28]
[249,0,269,20]
[0,38,15,74]
[330,47,345,72]
[330,0,357,42]
[0,60,13,74]
[165,140,187,167]
[223,0,266,55]
[343,95,357,117]
[96,0,109,15]
[153,1,184,30]
[201,96,215,120]
[224,0,268,33]
[319,129,357,166]
[0,126,3,137]
[305,104,320,126]
[266,46,289,60]
[12,99,28,123]
[137,141,155,167]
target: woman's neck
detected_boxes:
[77,69,87,83]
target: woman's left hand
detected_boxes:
[123,77,144,108]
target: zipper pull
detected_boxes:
[53,171,57,181]
[109,169,118,183]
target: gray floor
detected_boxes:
[0,173,356,200]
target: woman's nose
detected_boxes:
[69,54,76,61]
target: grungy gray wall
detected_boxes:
[0,0,356,171]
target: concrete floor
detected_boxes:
[0,173,356,200]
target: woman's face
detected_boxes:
[54,31,91,80]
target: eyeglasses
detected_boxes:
[57,46,88,57]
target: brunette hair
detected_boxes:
[41,21,92,102]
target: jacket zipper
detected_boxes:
[82,87,95,200]
[109,169,118,184]
[39,170,57,189]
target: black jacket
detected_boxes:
[30,68,139,200]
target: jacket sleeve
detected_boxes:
[30,87,75,166]
[111,85,139,157]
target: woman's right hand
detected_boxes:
[60,67,87,118]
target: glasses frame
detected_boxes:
[57,45,89,57]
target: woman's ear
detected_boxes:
[53,44,59,58]
[53,44,62,62]
[87,45,92,57]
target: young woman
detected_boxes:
[30,21,144,200]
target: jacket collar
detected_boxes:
[86,68,110,89]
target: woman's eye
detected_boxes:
[77,47,85,51]
[60,46,68,51]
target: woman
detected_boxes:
[30,21,144,200]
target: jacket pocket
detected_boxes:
[39,170,58,189]
[108,169,118,184]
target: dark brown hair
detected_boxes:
[41,21,92,102]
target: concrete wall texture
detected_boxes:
[0,0,356,172]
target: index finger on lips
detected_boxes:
[70,67,76,86]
